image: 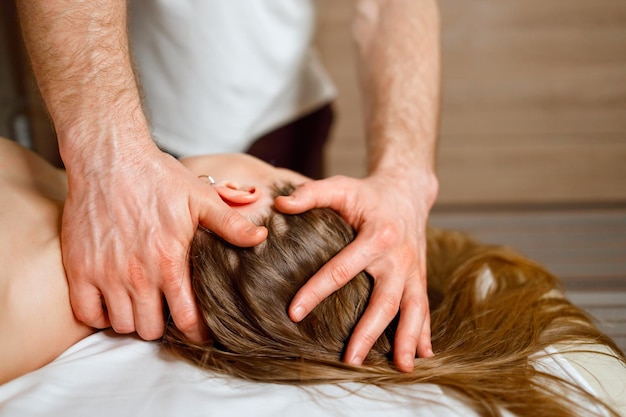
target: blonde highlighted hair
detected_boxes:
[163,185,625,417]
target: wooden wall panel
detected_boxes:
[316,0,626,204]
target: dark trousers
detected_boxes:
[245,104,334,179]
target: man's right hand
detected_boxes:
[15,0,267,342]
[61,141,267,342]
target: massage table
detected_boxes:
[2,328,624,416]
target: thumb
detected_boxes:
[198,197,267,247]
[275,177,349,214]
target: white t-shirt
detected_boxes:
[129,0,337,157]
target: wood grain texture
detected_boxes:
[316,0,626,204]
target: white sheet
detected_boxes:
[0,331,481,417]
[0,330,620,417]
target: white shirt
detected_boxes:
[129,0,336,156]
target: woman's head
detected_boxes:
[171,154,392,377]
[164,183,395,382]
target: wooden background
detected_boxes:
[317,0,626,205]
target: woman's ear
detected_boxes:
[213,182,261,206]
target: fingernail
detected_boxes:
[292,305,305,321]
[347,353,364,366]
[402,353,414,366]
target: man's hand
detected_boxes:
[62,142,267,341]
[16,0,268,343]
[276,172,437,372]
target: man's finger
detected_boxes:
[132,287,166,340]
[197,192,267,247]
[343,281,404,366]
[288,235,373,322]
[417,313,433,358]
[275,176,352,214]
[68,282,111,329]
[162,259,208,343]
[102,291,135,334]
[392,285,431,372]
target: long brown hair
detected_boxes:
[163,185,625,417]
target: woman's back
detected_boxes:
[0,137,93,384]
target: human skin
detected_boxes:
[15,0,440,371]
[0,136,305,385]
[0,137,90,385]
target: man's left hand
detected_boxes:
[275,172,437,372]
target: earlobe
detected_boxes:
[213,183,261,206]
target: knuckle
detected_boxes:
[403,294,429,314]
[73,306,99,325]
[173,309,199,334]
[376,294,401,319]
[414,296,430,314]
[111,319,135,334]
[328,263,354,288]
[398,327,421,345]
[377,223,401,248]
[127,261,150,291]
[162,268,186,293]
[69,290,105,326]
[138,325,164,341]
[222,208,246,228]
[159,253,184,281]
[359,331,379,348]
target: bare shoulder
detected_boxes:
[0,137,45,172]
[0,137,67,198]
[0,137,91,385]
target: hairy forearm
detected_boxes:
[16,0,149,167]
[352,0,440,192]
